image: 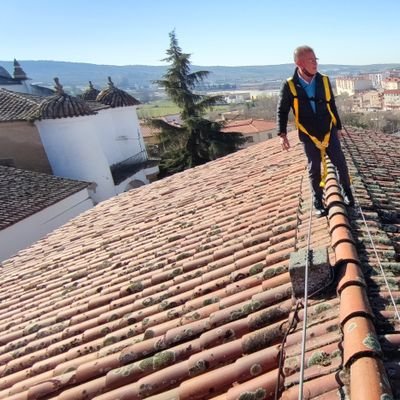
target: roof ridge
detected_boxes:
[323,163,393,399]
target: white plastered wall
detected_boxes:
[0,188,93,262]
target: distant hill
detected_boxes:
[1,60,400,90]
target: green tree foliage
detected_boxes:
[152,31,245,177]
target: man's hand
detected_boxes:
[280,134,290,151]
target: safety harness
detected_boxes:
[287,74,336,187]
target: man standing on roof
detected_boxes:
[277,45,354,217]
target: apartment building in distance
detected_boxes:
[383,89,400,110]
[381,74,400,110]
[368,72,384,89]
[335,75,374,95]
[382,76,400,90]
[336,69,400,111]
[352,90,383,111]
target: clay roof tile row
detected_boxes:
[0,89,42,122]
[0,129,399,399]
[221,119,276,135]
[0,78,138,122]
[0,166,90,230]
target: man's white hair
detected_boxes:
[293,45,315,62]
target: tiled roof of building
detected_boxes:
[0,76,17,85]
[0,88,102,122]
[222,119,276,135]
[0,66,12,80]
[85,101,111,113]
[80,82,100,101]
[384,77,400,82]
[139,116,181,139]
[384,90,400,95]
[97,77,141,108]
[163,114,183,125]
[0,166,90,230]
[0,129,399,399]
[0,88,43,122]
[37,78,94,120]
[29,84,55,97]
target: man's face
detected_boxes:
[297,51,318,75]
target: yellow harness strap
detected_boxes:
[287,75,336,187]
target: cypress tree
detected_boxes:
[152,31,245,177]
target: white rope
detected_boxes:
[298,192,314,400]
[356,198,400,322]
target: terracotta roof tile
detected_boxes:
[0,88,42,121]
[96,77,140,108]
[36,78,95,120]
[0,87,107,123]
[0,166,90,230]
[80,82,100,101]
[0,129,398,398]
[222,119,276,135]
[36,92,95,120]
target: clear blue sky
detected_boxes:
[2,0,398,66]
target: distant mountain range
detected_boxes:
[1,60,400,90]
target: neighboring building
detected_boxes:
[0,59,53,96]
[163,113,183,125]
[140,121,160,146]
[222,118,276,147]
[383,89,400,110]
[352,90,383,111]
[220,110,241,121]
[205,90,251,104]
[391,69,400,77]
[368,72,384,89]
[139,114,184,158]
[36,78,158,202]
[222,92,251,104]
[140,114,182,147]
[0,129,399,399]
[336,76,373,95]
[0,77,159,204]
[382,76,400,90]
[0,165,93,261]
[0,89,52,173]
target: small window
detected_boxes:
[246,136,254,143]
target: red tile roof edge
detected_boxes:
[221,119,276,135]
[324,165,393,399]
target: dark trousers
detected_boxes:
[302,130,351,202]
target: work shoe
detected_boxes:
[314,199,327,218]
[343,190,355,207]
